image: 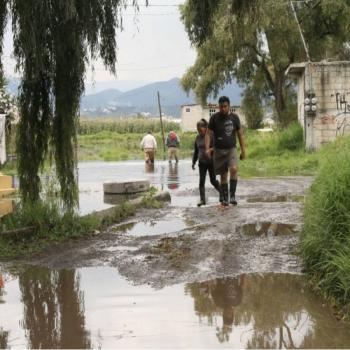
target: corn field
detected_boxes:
[78,117,181,135]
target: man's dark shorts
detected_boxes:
[213,147,238,175]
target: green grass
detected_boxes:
[0,189,162,259]
[299,135,350,318]
[77,121,320,177]
[3,120,320,177]
[240,123,319,176]
[78,131,195,161]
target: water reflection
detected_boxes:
[144,162,155,174]
[186,273,350,348]
[0,328,9,349]
[104,193,139,205]
[167,163,179,190]
[18,267,90,349]
[0,273,4,304]
[1,267,350,348]
[0,199,13,218]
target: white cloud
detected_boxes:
[3,0,196,86]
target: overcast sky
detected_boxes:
[2,0,197,91]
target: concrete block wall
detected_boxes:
[303,62,350,149]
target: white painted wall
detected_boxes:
[181,105,203,132]
[181,104,246,132]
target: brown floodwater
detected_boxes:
[1,267,350,349]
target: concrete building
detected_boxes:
[181,104,246,132]
[286,61,350,150]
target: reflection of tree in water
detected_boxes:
[186,273,350,348]
[0,273,9,349]
[19,267,90,349]
[0,328,9,349]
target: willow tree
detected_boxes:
[181,0,350,126]
[0,0,146,209]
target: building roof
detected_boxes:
[181,103,241,108]
[286,60,350,77]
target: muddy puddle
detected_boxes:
[77,160,197,215]
[2,163,329,348]
[1,267,350,349]
[241,222,297,236]
[113,216,190,237]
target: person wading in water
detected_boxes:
[206,96,246,207]
[192,118,222,207]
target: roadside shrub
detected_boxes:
[299,136,350,308]
[277,122,303,151]
[0,201,98,238]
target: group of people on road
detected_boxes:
[140,130,180,164]
[193,96,245,207]
[140,95,246,207]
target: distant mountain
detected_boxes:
[81,88,123,109]
[80,77,243,117]
[4,76,243,118]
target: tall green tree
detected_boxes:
[0,0,146,209]
[181,0,350,126]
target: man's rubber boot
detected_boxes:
[197,186,206,207]
[230,179,238,206]
[221,183,229,206]
[214,181,223,203]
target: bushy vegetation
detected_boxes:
[0,200,136,259]
[240,123,318,177]
[299,136,350,316]
[79,117,180,135]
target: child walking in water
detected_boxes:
[192,119,222,206]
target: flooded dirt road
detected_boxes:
[2,268,350,349]
[1,160,350,348]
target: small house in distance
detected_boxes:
[181,104,246,132]
[286,61,350,150]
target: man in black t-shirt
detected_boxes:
[206,96,246,206]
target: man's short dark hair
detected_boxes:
[218,96,230,105]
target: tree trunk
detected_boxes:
[274,70,287,126]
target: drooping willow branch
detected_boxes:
[0,0,147,209]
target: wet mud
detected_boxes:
[25,176,312,289]
[1,161,349,348]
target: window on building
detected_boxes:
[186,108,191,112]
[230,107,236,113]
[209,108,217,116]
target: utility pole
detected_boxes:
[290,0,311,62]
[157,91,166,160]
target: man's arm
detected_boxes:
[205,129,213,157]
[237,128,246,159]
